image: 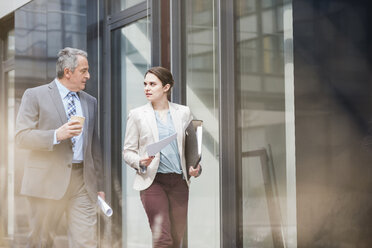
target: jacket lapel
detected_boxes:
[169,102,183,157]
[48,80,67,125]
[78,91,89,155]
[144,102,159,142]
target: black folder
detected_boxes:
[185,120,203,177]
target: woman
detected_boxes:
[123,66,201,248]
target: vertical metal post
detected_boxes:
[219,0,238,247]
[170,0,186,105]
[151,0,161,67]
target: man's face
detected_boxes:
[66,55,90,92]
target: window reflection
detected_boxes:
[237,0,257,16]
[111,0,147,14]
[5,30,15,60]
[235,0,296,247]
[184,0,220,247]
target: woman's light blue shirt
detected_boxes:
[155,111,182,174]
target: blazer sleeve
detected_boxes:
[15,89,55,151]
[123,110,141,171]
[92,98,104,191]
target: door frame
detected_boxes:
[101,0,160,246]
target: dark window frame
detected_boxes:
[218,0,239,247]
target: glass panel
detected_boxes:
[0,96,6,245]
[183,0,220,247]
[5,29,15,60]
[6,70,15,238]
[111,0,146,13]
[0,70,15,244]
[46,0,87,80]
[236,0,256,16]
[235,0,296,247]
[15,0,48,87]
[112,17,151,247]
[0,31,8,247]
[262,0,275,8]
[15,0,89,90]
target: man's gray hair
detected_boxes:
[56,47,88,79]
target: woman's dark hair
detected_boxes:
[145,66,174,99]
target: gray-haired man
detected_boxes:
[16,47,104,247]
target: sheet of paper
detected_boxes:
[146,133,177,156]
[98,195,113,217]
[196,126,203,156]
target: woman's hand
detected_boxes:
[140,156,155,167]
[189,164,201,177]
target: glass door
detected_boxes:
[109,3,152,247]
[182,1,220,247]
[117,18,151,247]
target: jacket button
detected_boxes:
[68,164,72,168]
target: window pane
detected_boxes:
[235,1,296,247]
[111,0,147,14]
[5,29,15,60]
[184,0,220,247]
[6,70,15,238]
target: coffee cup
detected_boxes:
[70,115,85,126]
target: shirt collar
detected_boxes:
[55,78,80,101]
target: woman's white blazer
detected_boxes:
[123,102,192,191]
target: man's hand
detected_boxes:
[97,191,105,201]
[189,164,201,177]
[56,120,83,141]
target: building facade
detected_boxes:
[1,0,372,247]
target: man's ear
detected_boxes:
[64,68,70,79]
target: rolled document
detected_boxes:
[97,195,113,217]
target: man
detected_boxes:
[15,47,104,247]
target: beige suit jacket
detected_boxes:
[15,80,103,201]
[123,102,192,191]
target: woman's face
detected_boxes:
[144,73,170,102]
